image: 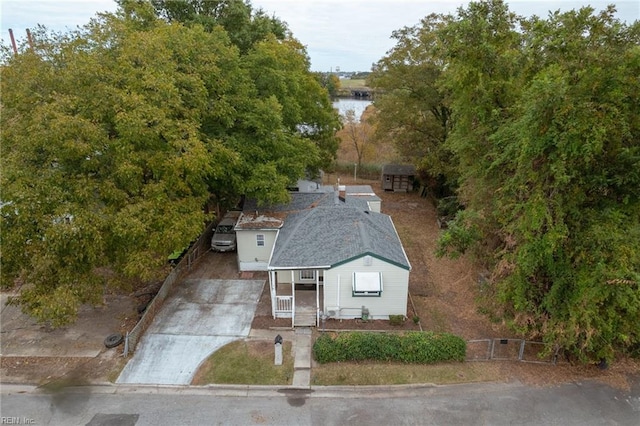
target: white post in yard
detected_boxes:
[274,334,283,365]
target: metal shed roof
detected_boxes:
[381,164,416,176]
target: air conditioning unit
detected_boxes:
[326,308,338,318]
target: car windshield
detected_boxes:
[217,225,234,233]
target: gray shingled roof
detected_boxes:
[269,205,410,270]
[243,192,332,214]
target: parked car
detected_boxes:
[211,211,241,252]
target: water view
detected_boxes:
[333,98,372,122]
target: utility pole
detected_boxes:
[26,29,34,50]
[8,29,18,55]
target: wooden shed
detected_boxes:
[381,164,416,192]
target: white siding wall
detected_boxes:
[323,256,409,319]
[236,229,277,271]
[275,270,324,284]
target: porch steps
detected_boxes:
[294,309,316,327]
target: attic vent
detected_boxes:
[364,255,372,266]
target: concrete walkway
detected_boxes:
[293,328,312,387]
[248,327,312,388]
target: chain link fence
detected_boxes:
[466,338,559,364]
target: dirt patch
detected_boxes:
[1,351,128,387]
[0,292,136,385]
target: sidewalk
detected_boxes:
[247,327,312,388]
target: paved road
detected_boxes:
[2,378,639,425]
[117,279,264,385]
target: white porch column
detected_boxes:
[316,269,320,325]
[291,270,295,328]
[269,270,276,319]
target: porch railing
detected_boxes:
[275,295,293,317]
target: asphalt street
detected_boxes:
[2,379,639,425]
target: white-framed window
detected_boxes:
[299,270,315,281]
[352,272,383,297]
[256,234,265,247]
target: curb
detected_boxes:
[0,381,448,398]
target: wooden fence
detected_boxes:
[122,221,216,357]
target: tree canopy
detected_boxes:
[1,0,339,326]
[372,0,640,362]
[369,14,454,193]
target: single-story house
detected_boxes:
[235,183,411,327]
[381,164,416,192]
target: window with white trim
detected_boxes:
[256,234,265,247]
[352,272,382,296]
[299,270,315,281]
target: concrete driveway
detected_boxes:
[117,279,264,385]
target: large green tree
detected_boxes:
[150,0,287,53]
[150,0,341,171]
[374,0,640,361]
[486,6,640,362]
[368,14,454,192]
[436,1,640,361]
[0,0,336,325]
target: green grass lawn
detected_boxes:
[191,337,508,386]
[191,340,294,385]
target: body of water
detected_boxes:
[333,98,372,122]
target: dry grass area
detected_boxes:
[324,174,505,340]
[312,358,640,389]
[312,361,504,386]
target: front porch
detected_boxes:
[271,281,324,327]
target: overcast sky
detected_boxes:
[1,0,638,71]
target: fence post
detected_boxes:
[490,339,496,359]
[122,331,129,357]
[519,340,525,361]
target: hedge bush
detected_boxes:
[389,315,405,326]
[313,331,466,364]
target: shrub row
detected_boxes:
[313,331,466,364]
